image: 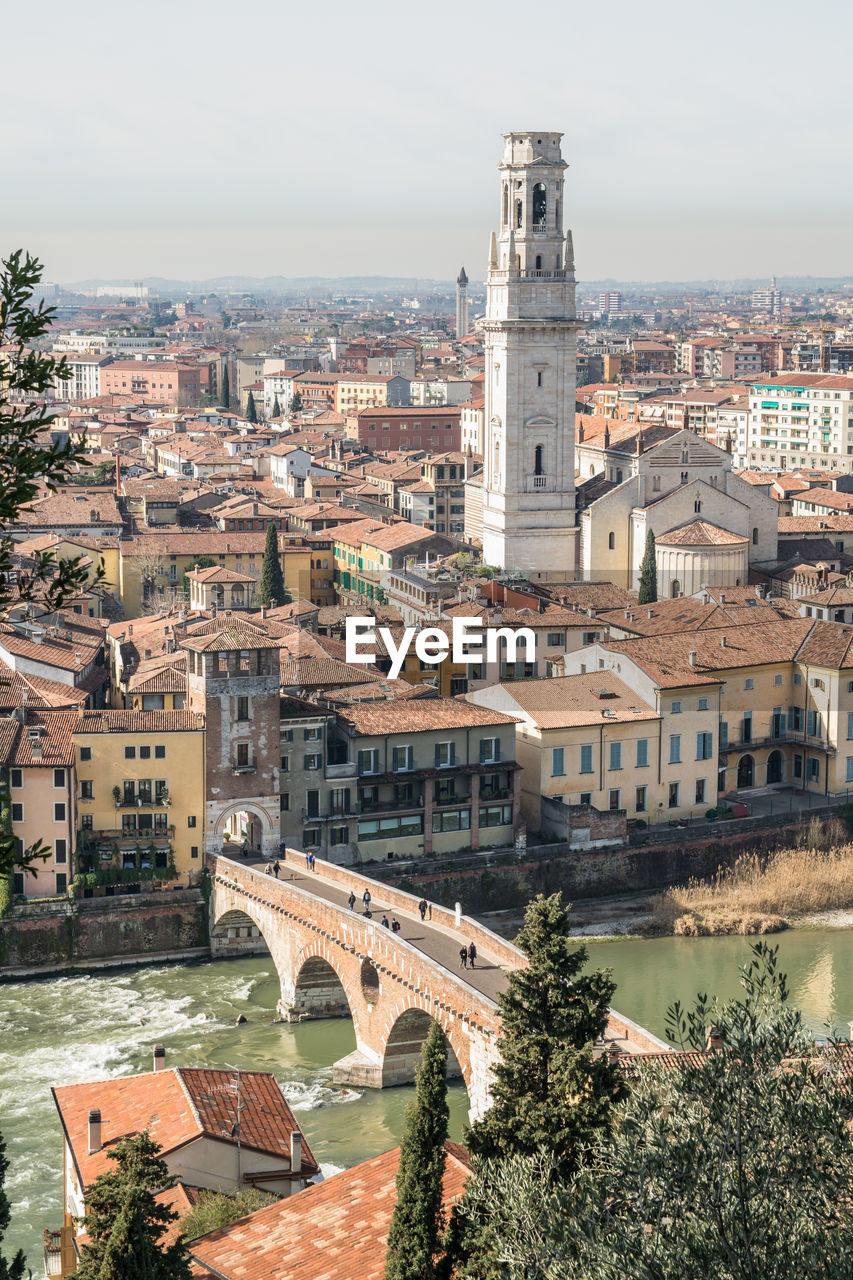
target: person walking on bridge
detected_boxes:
[459,946,468,970]
[468,942,477,969]
[418,897,428,921]
[348,890,356,911]
[273,860,280,879]
[362,889,372,912]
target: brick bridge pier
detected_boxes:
[208,850,668,1120]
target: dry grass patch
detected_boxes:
[648,822,853,936]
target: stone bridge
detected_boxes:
[207,850,668,1120]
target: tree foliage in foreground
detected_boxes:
[453,943,853,1279]
[180,1188,275,1242]
[0,1129,25,1280]
[72,1132,191,1280]
[384,1020,450,1280]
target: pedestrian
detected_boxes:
[348,890,356,911]
[362,889,372,912]
[391,918,401,933]
[273,860,280,879]
[265,864,273,876]
[468,942,477,968]
[305,852,311,870]
[418,897,427,921]
[308,853,315,871]
[459,946,468,969]
[382,915,390,929]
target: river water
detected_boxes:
[0,957,470,1268]
[4,929,853,1268]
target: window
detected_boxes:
[668,781,680,808]
[303,828,321,847]
[304,727,322,741]
[79,746,92,761]
[608,532,615,550]
[55,839,67,864]
[635,786,647,813]
[282,730,294,743]
[696,732,713,760]
[11,803,23,823]
[636,738,648,768]
[480,737,501,764]
[81,814,93,831]
[330,825,349,845]
[358,748,380,776]
[808,758,820,781]
[304,753,322,770]
[392,745,414,772]
[552,746,565,777]
[54,803,66,822]
[480,803,512,828]
[669,735,682,764]
[358,814,424,841]
[744,678,754,691]
[435,742,456,768]
[698,697,708,711]
[794,673,802,686]
[139,745,151,759]
[695,779,706,804]
[847,711,853,741]
[608,789,621,811]
[579,791,592,805]
[807,709,821,737]
[670,700,682,714]
[124,746,136,759]
[609,741,622,771]
[81,780,93,799]
[846,757,853,783]
[788,706,803,732]
[432,808,472,833]
[580,744,594,774]
[546,632,564,647]
[53,768,64,788]
[10,769,22,789]
[774,674,782,687]
[237,697,249,721]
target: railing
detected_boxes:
[434,793,470,807]
[528,475,548,491]
[325,761,357,779]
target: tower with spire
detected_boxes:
[455,266,469,338]
[479,132,579,578]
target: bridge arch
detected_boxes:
[209,907,270,955]
[380,1004,467,1092]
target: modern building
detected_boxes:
[479,131,579,577]
[743,374,853,472]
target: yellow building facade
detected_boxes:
[74,709,205,883]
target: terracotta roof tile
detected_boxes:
[656,520,748,547]
[337,697,519,737]
[188,1143,469,1280]
[76,710,202,733]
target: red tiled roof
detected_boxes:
[75,710,202,733]
[188,1142,470,1280]
[53,1068,317,1192]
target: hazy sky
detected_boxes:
[2,0,852,284]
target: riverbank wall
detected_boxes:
[0,888,209,979]
[378,819,834,915]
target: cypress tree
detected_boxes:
[384,1020,450,1280]
[289,391,303,413]
[272,394,281,418]
[246,390,257,423]
[637,527,657,604]
[73,1131,191,1280]
[0,1128,26,1280]
[220,366,230,411]
[466,893,624,1182]
[259,522,286,607]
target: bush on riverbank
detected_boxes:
[648,829,853,935]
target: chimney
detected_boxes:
[719,592,726,606]
[689,649,697,666]
[603,424,611,449]
[705,1026,725,1053]
[88,1108,102,1154]
[290,1130,302,1173]
[153,1043,166,1072]
[647,608,654,619]
[577,421,584,443]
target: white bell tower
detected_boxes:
[480,131,579,578]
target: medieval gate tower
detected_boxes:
[480,132,579,578]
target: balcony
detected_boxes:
[527,475,549,491]
[325,761,357,779]
[231,764,257,775]
[720,732,836,758]
[434,792,470,807]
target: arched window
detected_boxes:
[537,370,543,387]
[652,475,661,491]
[608,532,615,550]
[681,449,689,464]
[671,579,681,598]
[516,200,523,229]
[752,527,759,545]
[532,183,546,226]
[555,197,560,228]
[493,439,500,484]
[616,469,623,483]
[534,444,545,476]
[502,184,509,227]
[694,499,702,513]
[535,254,542,271]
